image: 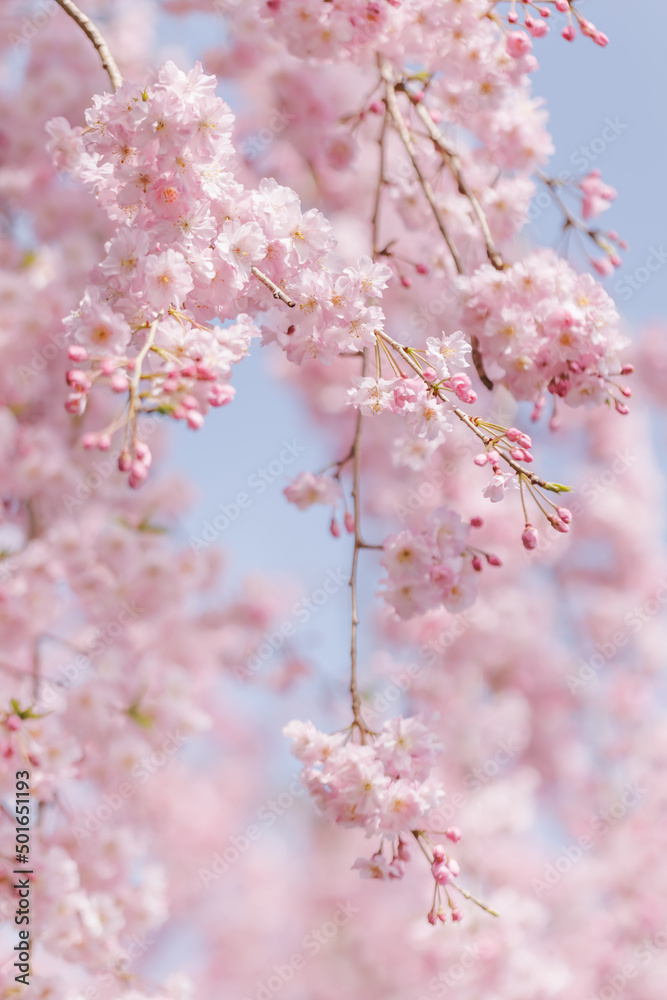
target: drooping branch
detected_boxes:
[54,0,123,93]
[378,55,465,276]
[349,349,370,739]
[375,329,568,494]
[407,94,505,272]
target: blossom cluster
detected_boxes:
[459,249,629,411]
[47,61,390,484]
[380,507,495,619]
[284,716,445,837]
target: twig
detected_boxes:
[251,266,296,308]
[372,109,389,258]
[374,329,564,493]
[349,350,369,738]
[54,0,123,93]
[408,95,504,271]
[378,56,464,276]
[535,169,612,253]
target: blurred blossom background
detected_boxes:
[3,2,667,999]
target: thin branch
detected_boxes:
[374,329,565,494]
[251,266,296,308]
[372,109,389,258]
[378,56,464,276]
[408,94,504,271]
[470,334,493,392]
[535,169,612,253]
[349,350,369,738]
[54,0,123,93]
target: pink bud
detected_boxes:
[470,516,483,528]
[186,410,205,430]
[594,31,608,47]
[6,714,21,732]
[549,517,569,534]
[522,525,538,550]
[118,450,132,472]
[620,364,634,375]
[415,263,429,275]
[446,858,460,877]
[397,839,411,862]
[557,507,572,524]
[507,9,518,22]
[562,25,576,41]
[208,384,236,407]
[446,827,462,843]
[506,31,532,57]
[615,402,630,415]
[474,454,488,467]
[432,844,446,863]
[134,441,152,466]
[97,434,111,451]
[330,518,341,538]
[451,908,464,923]
[554,0,569,10]
[67,345,88,362]
[65,393,85,415]
[400,275,413,289]
[81,433,98,450]
[110,374,127,393]
[100,357,116,376]
[344,511,355,533]
[487,554,502,567]
[432,861,452,885]
[369,101,384,114]
[472,555,483,572]
[427,910,438,926]
[66,369,91,391]
[128,461,148,489]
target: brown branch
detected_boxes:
[378,55,464,276]
[251,266,296,308]
[408,95,504,271]
[54,0,123,93]
[349,350,369,738]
